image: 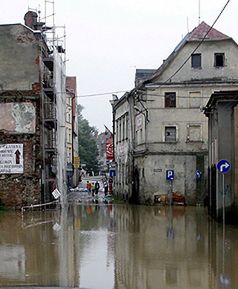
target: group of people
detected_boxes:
[86,180,100,196]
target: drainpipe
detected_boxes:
[127,90,136,201]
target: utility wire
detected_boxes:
[161,0,231,84]
[77,90,129,98]
[76,0,230,99]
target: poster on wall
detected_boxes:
[0,144,24,174]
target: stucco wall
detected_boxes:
[0,24,39,91]
[135,153,207,205]
[114,97,130,198]
[155,40,238,83]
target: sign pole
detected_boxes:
[216,159,231,285]
[222,173,225,225]
[222,173,225,274]
[170,180,173,206]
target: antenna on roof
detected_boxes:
[198,0,201,24]
[186,16,189,33]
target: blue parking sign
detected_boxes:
[109,169,116,177]
[166,170,174,181]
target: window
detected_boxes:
[165,126,176,142]
[165,92,176,108]
[187,124,202,142]
[191,53,201,68]
[125,114,128,139]
[122,117,125,140]
[116,121,119,143]
[214,53,224,67]
[189,91,201,108]
[119,120,121,142]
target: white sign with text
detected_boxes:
[0,144,24,174]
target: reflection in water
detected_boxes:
[0,205,238,288]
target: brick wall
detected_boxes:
[0,136,41,208]
[0,96,42,209]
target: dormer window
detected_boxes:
[191,53,201,68]
[214,53,225,67]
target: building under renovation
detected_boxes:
[0,10,67,208]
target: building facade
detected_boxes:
[66,76,79,188]
[0,11,67,208]
[112,22,238,205]
[111,93,131,199]
[204,90,238,223]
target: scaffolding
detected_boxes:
[37,0,67,203]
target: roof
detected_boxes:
[135,69,156,79]
[187,21,231,41]
[142,22,233,85]
[135,69,157,86]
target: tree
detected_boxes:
[77,104,99,174]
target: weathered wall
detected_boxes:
[155,40,238,83]
[0,134,41,208]
[216,103,233,216]
[134,153,207,205]
[114,97,130,199]
[0,24,39,91]
[0,24,43,208]
[207,99,238,222]
[132,39,238,205]
[0,102,36,133]
[234,105,238,209]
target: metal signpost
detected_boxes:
[166,170,175,238]
[216,159,231,223]
[216,159,231,286]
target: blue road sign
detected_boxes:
[166,170,174,181]
[196,170,202,179]
[109,169,116,177]
[217,159,231,174]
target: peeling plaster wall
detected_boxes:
[0,24,39,91]
[0,23,42,208]
[0,102,36,133]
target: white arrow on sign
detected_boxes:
[220,162,230,172]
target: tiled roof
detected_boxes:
[187,21,231,41]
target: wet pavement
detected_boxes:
[0,203,238,289]
[67,189,112,205]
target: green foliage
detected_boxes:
[77,104,99,174]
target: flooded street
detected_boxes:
[0,204,238,289]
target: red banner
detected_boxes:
[106,135,114,161]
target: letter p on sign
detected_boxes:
[166,170,174,181]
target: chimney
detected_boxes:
[24,11,38,30]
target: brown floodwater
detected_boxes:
[0,204,237,289]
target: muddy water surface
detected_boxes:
[0,205,237,289]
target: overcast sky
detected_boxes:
[1,0,237,132]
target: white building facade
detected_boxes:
[113,22,238,205]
